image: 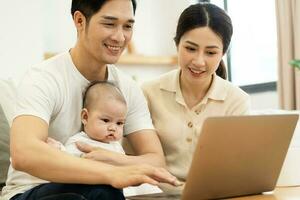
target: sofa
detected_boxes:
[0,78,300,191]
[0,79,16,190]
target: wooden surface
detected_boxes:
[44,52,178,66]
[118,54,177,65]
[126,186,300,200]
[228,187,300,200]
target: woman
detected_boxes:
[142,3,251,181]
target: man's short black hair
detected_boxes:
[71,0,137,23]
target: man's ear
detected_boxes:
[81,108,89,125]
[73,11,86,31]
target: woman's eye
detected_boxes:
[185,46,196,52]
[207,51,217,56]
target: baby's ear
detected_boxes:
[81,108,89,125]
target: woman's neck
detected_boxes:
[70,45,107,81]
[180,74,213,109]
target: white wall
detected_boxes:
[0,0,279,110]
[41,0,76,53]
[250,91,279,110]
[134,0,192,56]
[0,1,44,80]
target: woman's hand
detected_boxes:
[108,164,182,188]
[76,141,124,165]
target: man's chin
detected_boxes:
[104,57,121,65]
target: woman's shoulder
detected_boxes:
[215,76,249,100]
[142,69,179,91]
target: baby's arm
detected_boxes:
[46,137,65,150]
[46,137,84,157]
[64,136,85,157]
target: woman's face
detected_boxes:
[177,26,224,86]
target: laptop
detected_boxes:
[127,114,299,200]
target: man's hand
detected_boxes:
[76,141,182,187]
[109,164,182,188]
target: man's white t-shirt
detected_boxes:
[1,52,154,200]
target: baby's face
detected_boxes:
[83,99,127,143]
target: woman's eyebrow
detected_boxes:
[185,40,220,49]
[185,40,198,47]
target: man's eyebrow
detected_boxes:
[101,15,135,23]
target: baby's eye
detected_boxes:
[101,119,110,123]
[117,122,124,126]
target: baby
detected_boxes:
[65,81,126,157]
[63,81,162,197]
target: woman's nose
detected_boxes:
[193,53,205,66]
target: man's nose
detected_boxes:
[111,27,125,43]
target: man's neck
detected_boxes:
[70,46,108,81]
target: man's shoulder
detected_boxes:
[108,65,135,84]
[24,52,72,83]
[108,65,140,94]
[34,52,70,71]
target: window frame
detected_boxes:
[198,0,277,94]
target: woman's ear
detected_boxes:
[73,11,86,31]
[176,43,179,51]
[81,108,89,125]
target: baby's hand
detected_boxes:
[46,137,64,150]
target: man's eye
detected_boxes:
[124,24,133,30]
[103,23,114,27]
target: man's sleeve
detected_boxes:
[123,82,154,136]
[14,69,58,124]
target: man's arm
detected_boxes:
[126,129,167,167]
[77,129,166,168]
[10,115,176,187]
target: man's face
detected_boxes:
[79,0,135,65]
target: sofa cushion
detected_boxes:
[0,79,16,184]
[0,79,17,126]
[0,104,10,183]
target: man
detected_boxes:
[2,0,178,199]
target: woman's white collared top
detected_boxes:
[142,69,250,180]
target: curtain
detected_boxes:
[276,0,300,110]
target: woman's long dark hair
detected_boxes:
[174,3,233,79]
